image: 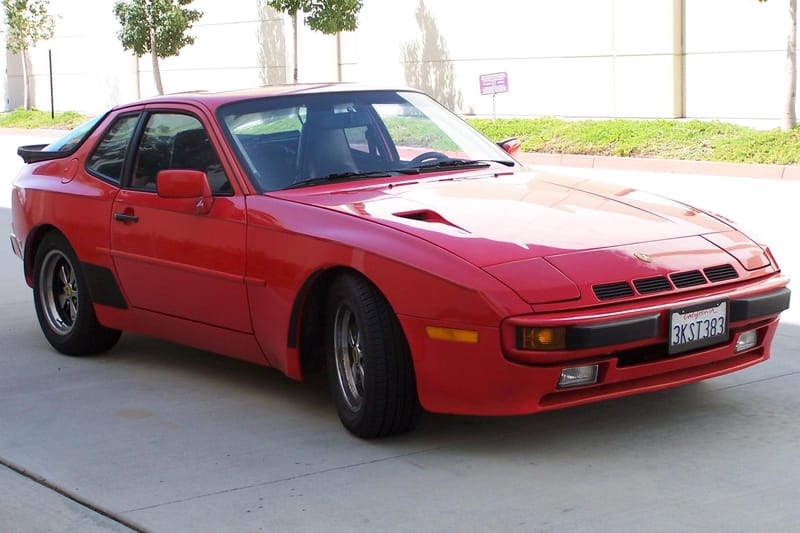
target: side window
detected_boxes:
[223,106,305,190]
[86,115,139,185]
[131,113,232,195]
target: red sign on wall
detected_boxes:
[479,72,509,95]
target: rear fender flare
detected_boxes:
[22,224,60,286]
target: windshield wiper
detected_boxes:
[284,169,419,190]
[412,158,514,171]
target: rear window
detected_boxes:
[18,112,109,164]
[44,113,107,153]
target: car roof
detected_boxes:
[114,83,424,113]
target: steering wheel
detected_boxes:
[410,151,450,165]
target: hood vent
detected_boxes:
[393,209,467,232]
[593,264,740,301]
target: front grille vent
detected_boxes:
[670,270,706,288]
[593,282,634,300]
[633,276,672,294]
[592,264,740,301]
[704,264,739,282]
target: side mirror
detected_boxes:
[156,169,214,215]
[497,137,521,157]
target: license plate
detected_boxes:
[668,300,729,355]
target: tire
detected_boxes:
[325,274,421,438]
[32,232,121,356]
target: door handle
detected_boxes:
[113,212,139,223]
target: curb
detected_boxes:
[516,152,800,180]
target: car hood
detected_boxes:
[286,170,770,304]
[295,170,734,264]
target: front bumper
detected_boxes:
[402,280,790,416]
[507,286,790,354]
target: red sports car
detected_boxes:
[10,85,790,438]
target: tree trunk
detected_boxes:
[151,33,164,95]
[292,12,298,84]
[22,50,31,110]
[784,0,797,131]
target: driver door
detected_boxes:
[107,109,251,333]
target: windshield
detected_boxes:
[217,90,516,191]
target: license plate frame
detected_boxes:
[668,299,729,355]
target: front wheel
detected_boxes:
[325,274,421,438]
[32,232,121,356]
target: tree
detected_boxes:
[759,0,797,131]
[113,0,202,95]
[267,0,363,83]
[2,0,56,110]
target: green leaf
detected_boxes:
[267,0,363,34]
[113,0,203,59]
[3,0,56,53]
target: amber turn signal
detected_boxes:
[426,326,480,344]
[518,327,567,350]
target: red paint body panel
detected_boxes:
[289,173,736,267]
[9,86,791,420]
[401,314,779,415]
[95,305,266,366]
[703,231,772,271]
[109,191,250,333]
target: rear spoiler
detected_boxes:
[17,144,67,164]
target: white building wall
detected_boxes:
[685,0,790,126]
[7,0,140,114]
[2,0,796,129]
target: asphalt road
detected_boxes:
[1,130,799,532]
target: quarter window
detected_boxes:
[86,114,139,185]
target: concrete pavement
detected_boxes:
[1,129,799,532]
[0,463,132,533]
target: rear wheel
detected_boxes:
[33,232,121,355]
[326,274,421,438]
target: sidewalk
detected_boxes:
[515,151,800,180]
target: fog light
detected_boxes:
[735,329,758,353]
[558,364,599,389]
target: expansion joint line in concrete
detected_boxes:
[0,456,150,533]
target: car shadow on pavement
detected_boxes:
[90,317,800,454]
[108,331,335,413]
